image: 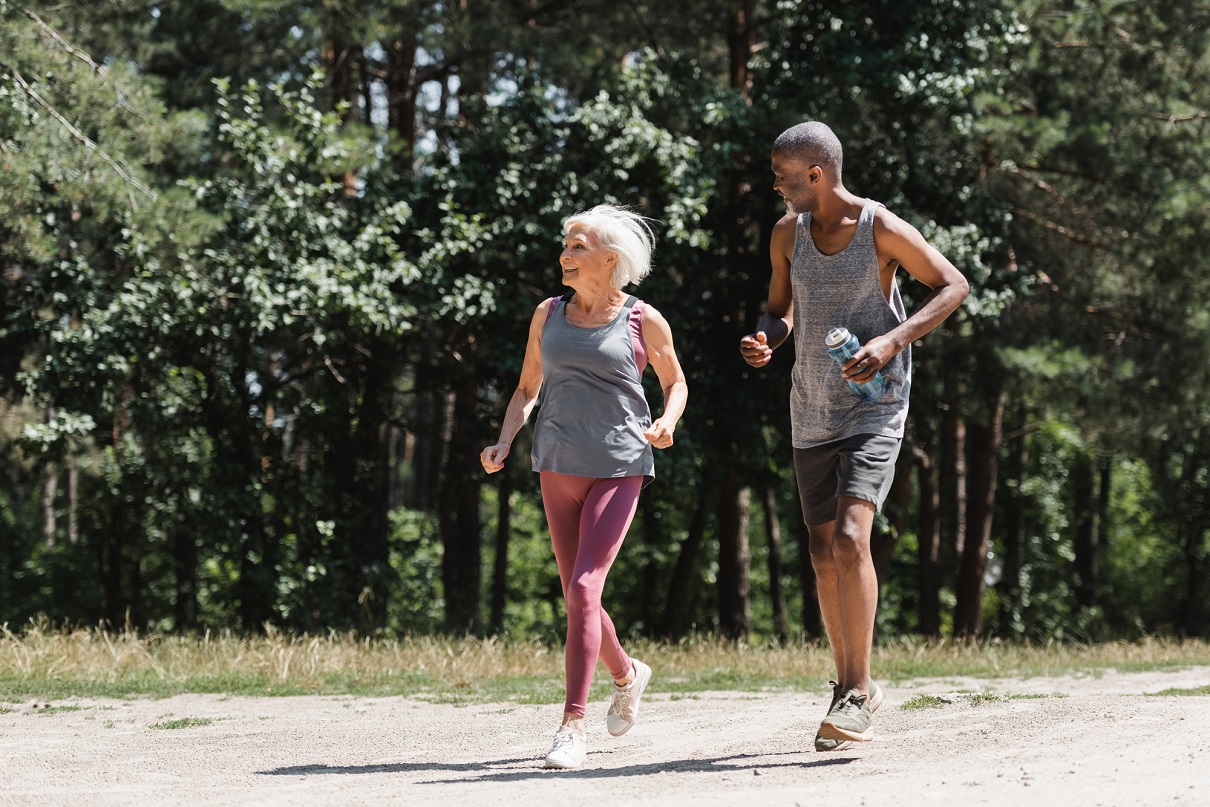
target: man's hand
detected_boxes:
[739,331,773,367]
[842,334,898,383]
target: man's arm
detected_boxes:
[841,210,970,384]
[740,213,797,367]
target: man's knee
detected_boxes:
[830,521,872,568]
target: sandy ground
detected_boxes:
[2,666,1208,807]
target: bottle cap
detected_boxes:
[825,327,850,349]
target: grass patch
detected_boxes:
[901,694,950,710]
[1148,685,1210,696]
[33,705,84,715]
[900,692,1065,710]
[149,717,214,730]
[1,622,1208,702]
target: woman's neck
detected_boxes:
[566,284,624,314]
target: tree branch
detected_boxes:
[1013,207,1113,252]
[23,8,152,123]
[6,65,157,201]
[1150,111,1208,127]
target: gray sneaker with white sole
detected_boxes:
[815,680,882,751]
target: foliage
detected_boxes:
[1,0,1207,640]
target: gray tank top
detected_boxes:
[531,294,655,481]
[789,200,911,448]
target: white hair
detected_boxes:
[563,205,657,288]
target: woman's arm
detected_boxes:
[640,304,688,449]
[481,300,550,473]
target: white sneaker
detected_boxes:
[606,658,652,737]
[543,726,587,769]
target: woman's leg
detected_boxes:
[540,472,642,717]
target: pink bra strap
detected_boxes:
[543,295,564,328]
[629,299,647,373]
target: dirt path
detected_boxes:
[3,666,1208,806]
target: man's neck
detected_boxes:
[811,186,863,227]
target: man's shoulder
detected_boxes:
[870,204,914,237]
[774,211,800,230]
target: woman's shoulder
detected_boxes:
[637,300,672,333]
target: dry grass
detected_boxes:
[3,620,1208,701]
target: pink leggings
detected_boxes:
[540,472,642,716]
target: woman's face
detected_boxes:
[559,225,617,288]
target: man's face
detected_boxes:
[771,149,819,215]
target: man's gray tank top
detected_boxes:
[531,293,655,481]
[789,200,911,448]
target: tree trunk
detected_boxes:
[791,484,822,639]
[872,443,913,588]
[42,462,57,547]
[101,504,124,627]
[726,0,756,99]
[661,477,711,637]
[914,430,942,639]
[717,464,750,641]
[954,383,1004,639]
[639,495,662,622]
[998,400,1029,636]
[344,351,394,630]
[1073,454,1098,612]
[489,467,512,636]
[385,31,419,159]
[940,362,967,561]
[67,454,78,545]
[174,526,198,630]
[1174,439,1209,636]
[407,342,447,510]
[440,338,483,634]
[762,482,789,644]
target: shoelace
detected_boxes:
[608,682,634,717]
[551,729,581,750]
[834,693,868,717]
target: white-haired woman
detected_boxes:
[481,205,688,770]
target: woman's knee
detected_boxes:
[564,575,602,614]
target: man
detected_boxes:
[739,121,968,749]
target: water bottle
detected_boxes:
[825,327,886,402]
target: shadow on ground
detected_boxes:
[257,751,857,783]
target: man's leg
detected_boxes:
[829,496,878,697]
[806,520,847,686]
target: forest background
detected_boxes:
[1,0,1207,647]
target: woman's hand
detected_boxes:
[644,419,675,449]
[480,443,510,473]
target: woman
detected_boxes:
[480,205,688,770]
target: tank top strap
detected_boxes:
[856,200,882,247]
[543,291,575,329]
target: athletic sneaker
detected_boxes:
[814,680,882,751]
[544,726,587,769]
[814,681,850,752]
[818,688,875,743]
[606,658,652,737]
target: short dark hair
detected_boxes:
[773,122,844,180]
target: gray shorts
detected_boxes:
[793,434,902,526]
